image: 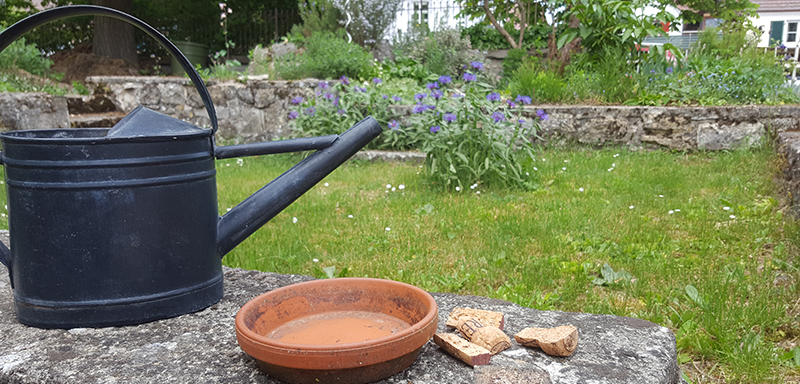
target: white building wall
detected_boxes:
[751,11,800,48]
[386,0,478,41]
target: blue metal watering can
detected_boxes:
[0,6,381,328]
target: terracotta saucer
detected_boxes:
[235,277,438,384]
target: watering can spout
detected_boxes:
[216,117,382,257]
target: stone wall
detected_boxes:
[71,77,800,151]
[0,92,69,131]
[531,105,800,150]
[86,76,316,142]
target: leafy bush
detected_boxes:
[507,58,592,104]
[461,22,550,51]
[393,27,481,78]
[287,77,400,147]
[0,37,54,77]
[407,82,543,190]
[276,31,374,79]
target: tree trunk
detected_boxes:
[92,0,138,65]
[483,0,520,50]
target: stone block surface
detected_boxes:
[0,255,680,384]
[0,92,69,131]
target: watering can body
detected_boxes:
[0,6,382,328]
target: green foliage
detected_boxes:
[507,59,591,103]
[288,77,399,147]
[557,0,674,60]
[406,82,542,190]
[677,0,758,32]
[590,263,633,286]
[634,29,799,106]
[393,27,481,79]
[0,0,35,27]
[276,31,374,80]
[292,0,343,38]
[502,48,527,81]
[0,72,70,95]
[0,37,54,77]
[461,22,550,51]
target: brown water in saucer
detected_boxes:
[267,310,411,345]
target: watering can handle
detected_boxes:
[0,5,218,133]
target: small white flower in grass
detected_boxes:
[659,195,664,198]
[564,160,569,163]
[578,188,584,192]
[542,158,546,161]
[533,167,538,171]
[313,258,319,263]
[455,186,461,191]
[723,206,730,211]
[226,163,230,167]
[525,172,530,176]
[348,214,354,218]
[398,184,405,190]
[562,167,566,171]
[324,182,329,187]
[226,207,231,212]
[669,210,674,214]
[470,183,478,190]
[614,154,620,157]
[385,227,391,232]
[1,214,5,217]
[236,158,244,166]
[392,187,396,192]
[629,205,635,209]
[675,209,680,212]
[730,215,736,219]
[386,184,392,189]
[608,168,613,172]
[476,191,481,195]
[292,217,298,223]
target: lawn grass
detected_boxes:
[0,145,796,382]
[216,146,800,383]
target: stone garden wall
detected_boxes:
[84,76,800,150]
[0,92,69,131]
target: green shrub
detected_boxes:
[394,27,481,78]
[0,37,53,77]
[461,22,550,51]
[276,31,374,80]
[502,48,527,82]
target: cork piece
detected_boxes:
[446,307,505,330]
[455,318,512,355]
[434,333,492,366]
[514,325,579,357]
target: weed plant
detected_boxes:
[276,31,374,80]
[204,146,799,383]
[0,36,53,77]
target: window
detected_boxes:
[788,21,798,43]
[413,0,429,27]
[682,22,700,33]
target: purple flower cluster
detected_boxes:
[443,112,457,123]
[388,120,399,130]
[426,82,439,89]
[666,67,674,74]
[486,92,501,102]
[536,109,549,121]
[318,81,329,89]
[470,61,484,71]
[373,78,382,84]
[392,95,402,102]
[463,72,477,82]
[438,75,452,84]
[340,76,350,85]
[515,95,531,104]
[288,111,299,119]
[290,96,303,104]
[305,106,316,116]
[491,112,505,123]
[354,86,367,92]
[415,92,427,100]
[431,89,444,99]
[430,125,441,133]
